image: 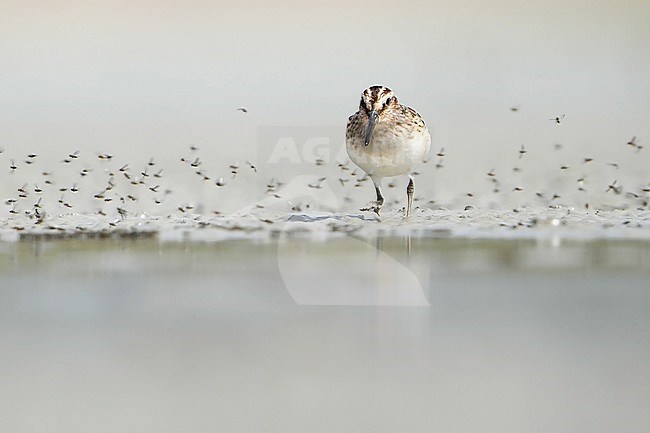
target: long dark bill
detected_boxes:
[364,111,379,146]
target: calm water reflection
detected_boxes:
[1,236,649,433]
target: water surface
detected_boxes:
[1,236,649,433]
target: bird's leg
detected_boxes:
[360,177,384,216]
[406,176,414,217]
[374,183,385,216]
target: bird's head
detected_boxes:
[358,85,398,146]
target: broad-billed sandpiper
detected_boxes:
[346,85,431,217]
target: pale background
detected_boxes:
[1,0,649,214]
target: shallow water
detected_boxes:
[1,236,650,433]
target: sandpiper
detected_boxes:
[346,85,431,217]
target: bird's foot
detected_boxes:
[360,201,382,216]
[400,206,414,219]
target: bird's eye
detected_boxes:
[385,97,392,106]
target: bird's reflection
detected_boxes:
[278,233,429,306]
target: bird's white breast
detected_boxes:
[346,122,431,178]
